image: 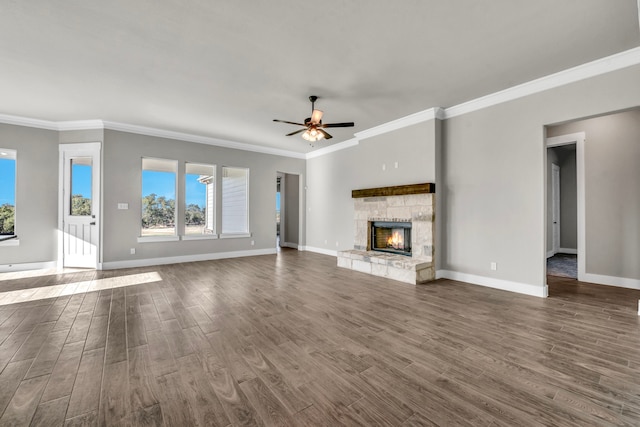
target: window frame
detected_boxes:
[183,162,218,241]
[0,149,18,246]
[220,166,250,238]
[138,157,179,243]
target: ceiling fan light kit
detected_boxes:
[274,95,354,144]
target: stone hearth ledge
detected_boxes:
[337,249,434,285]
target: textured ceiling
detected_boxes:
[0,1,638,153]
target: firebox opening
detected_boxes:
[370,221,412,256]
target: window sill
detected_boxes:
[182,234,218,241]
[219,232,251,239]
[137,235,180,243]
[0,238,19,247]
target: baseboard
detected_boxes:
[0,261,57,273]
[437,269,548,298]
[299,246,338,257]
[546,250,555,259]
[281,242,299,249]
[101,248,277,270]
[581,273,640,291]
[559,248,578,255]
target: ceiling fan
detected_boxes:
[273,96,354,142]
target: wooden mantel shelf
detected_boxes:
[352,183,435,198]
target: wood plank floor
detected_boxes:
[0,250,639,426]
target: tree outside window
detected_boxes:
[141,158,177,237]
[0,150,16,236]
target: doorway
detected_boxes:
[276,172,300,250]
[546,133,583,281]
[276,173,283,250]
[59,143,101,269]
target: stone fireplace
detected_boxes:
[337,183,435,285]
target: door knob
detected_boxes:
[90,222,96,225]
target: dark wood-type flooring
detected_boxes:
[0,250,639,426]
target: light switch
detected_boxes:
[118,203,129,210]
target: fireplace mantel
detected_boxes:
[352,183,435,198]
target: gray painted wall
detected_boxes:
[547,109,640,280]
[546,147,560,253]
[0,123,59,265]
[440,65,640,290]
[559,148,577,250]
[102,130,305,263]
[306,119,439,254]
[284,173,299,245]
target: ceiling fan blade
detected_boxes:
[273,119,306,126]
[310,109,323,124]
[321,122,355,128]
[286,128,307,136]
[318,128,333,140]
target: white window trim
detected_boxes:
[137,235,180,243]
[0,148,17,242]
[221,166,250,235]
[181,234,218,241]
[141,157,178,239]
[185,162,216,237]
[0,238,19,247]
[219,232,251,239]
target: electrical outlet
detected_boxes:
[251,240,255,246]
[324,239,327,244]
[490,262,497,271]
[336,241,339,247]
[382,163,386,171]
[394,161,398,168]
[130,248,136,255]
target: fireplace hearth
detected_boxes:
[370,221,412,256]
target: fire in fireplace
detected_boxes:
[370,221,412,256]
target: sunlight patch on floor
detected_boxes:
[0,267,89,282]
[0,272,162,306]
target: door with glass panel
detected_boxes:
[61,143,101,268]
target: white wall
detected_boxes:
[102,130,306,265]
[0,124,59,267]
[547,109,640,281]
[306,119,439,255]
[440,65,640,292]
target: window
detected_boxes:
[141,158,177,238]
[0,149,16,239]
[185,163,216,236]
[221,166,249,235]
[70,157,92,216]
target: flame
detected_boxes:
[387,231,404,249]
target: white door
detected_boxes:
[551,163,560,255]
[60,143,101,268]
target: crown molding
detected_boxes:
[1,47,638,159]
[444,47,640,119]
[102,121,306,159]
[354,107,444,141]
[0,113,59,130]
[57,120,105,131]
[305,138,359,159]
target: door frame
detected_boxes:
[58,142,102,269]
[277,172,285,247]
[551,163,561,256]
[546,132,585,281]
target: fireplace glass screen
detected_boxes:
[370,221,412,256]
